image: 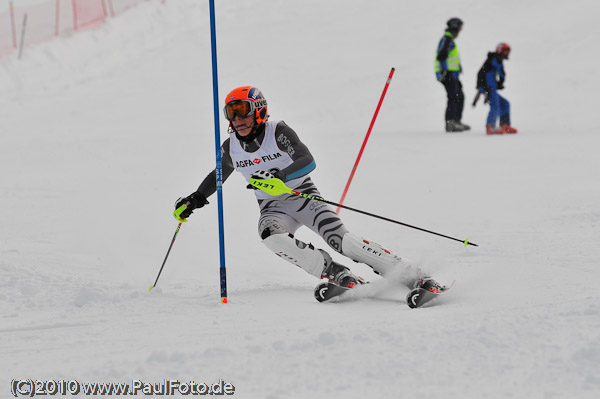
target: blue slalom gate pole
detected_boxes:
[208,0,227,303]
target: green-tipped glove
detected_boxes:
[174,192,209,222]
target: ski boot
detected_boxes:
[413,277,444,293]
[406,277,448,308]
[457,121,471,131]
[486,125,505,135]
[500,124,518,134]
[321,261,362,288]
[445,120,468,133]
[315,261,365,302]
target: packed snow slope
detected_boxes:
[2,1,600,398]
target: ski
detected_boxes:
[314,279,455,308]
[406,281,454,309]
[314,282,353,302]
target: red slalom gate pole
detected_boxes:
[336,67,395,214]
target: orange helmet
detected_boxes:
[223,86,268,127]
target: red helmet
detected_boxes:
[223,86,268,127]
[496,42,511,59]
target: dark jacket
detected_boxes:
[477,52,506,92]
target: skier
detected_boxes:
[475,42,518,134]
[175,86,442,296]
[435,17,470,133]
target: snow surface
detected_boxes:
[2,0,600,398]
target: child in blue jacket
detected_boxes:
[476,43,518,134]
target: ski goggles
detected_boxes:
[223,100,254,121]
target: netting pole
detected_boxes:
[107,0,115,17]
[18,14,27,60]
[10,1,17,48]
[55,0,60,36]
[72,0,78,30]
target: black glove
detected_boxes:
[439,70,448,82]
[484,89,490,104]
[174,192,209,219]
[497,79,505,90]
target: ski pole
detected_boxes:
[249,177,478,247]
[472,91,481,107]
[149,217,185,292]
[337,67,395,214]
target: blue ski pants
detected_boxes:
[486,90,511,126]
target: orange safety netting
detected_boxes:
[1,0,154,57]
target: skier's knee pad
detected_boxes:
[341,233,420,286]
[258,217,290,240]
[262,233,328,278]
